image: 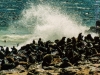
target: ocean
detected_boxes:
[0,0,99,48]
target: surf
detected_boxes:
[0,0,97,47]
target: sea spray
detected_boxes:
[3,1,98,48]
[13,3,88,39]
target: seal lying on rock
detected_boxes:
[60,57,73,68]
[42,54,53,68]
[1,57,19,70]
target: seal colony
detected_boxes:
[0,33,100,75]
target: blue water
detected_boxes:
[0,0,96,28]
[0,0,99,47]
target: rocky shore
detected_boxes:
[0,33,100,75]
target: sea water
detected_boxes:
[0,0,98,48]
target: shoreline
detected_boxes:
[0,33,100,75]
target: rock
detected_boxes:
[42,66,55,70]
[59,68,76,75]
[0,71,6,75]
[15,65,26,72]
[27,68,39,75]
[52,55,61,65]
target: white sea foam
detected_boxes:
[19,3,90,41]
[1,1,98,48]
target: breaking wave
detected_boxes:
[9,2,88,39]
[2,1,97,47]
